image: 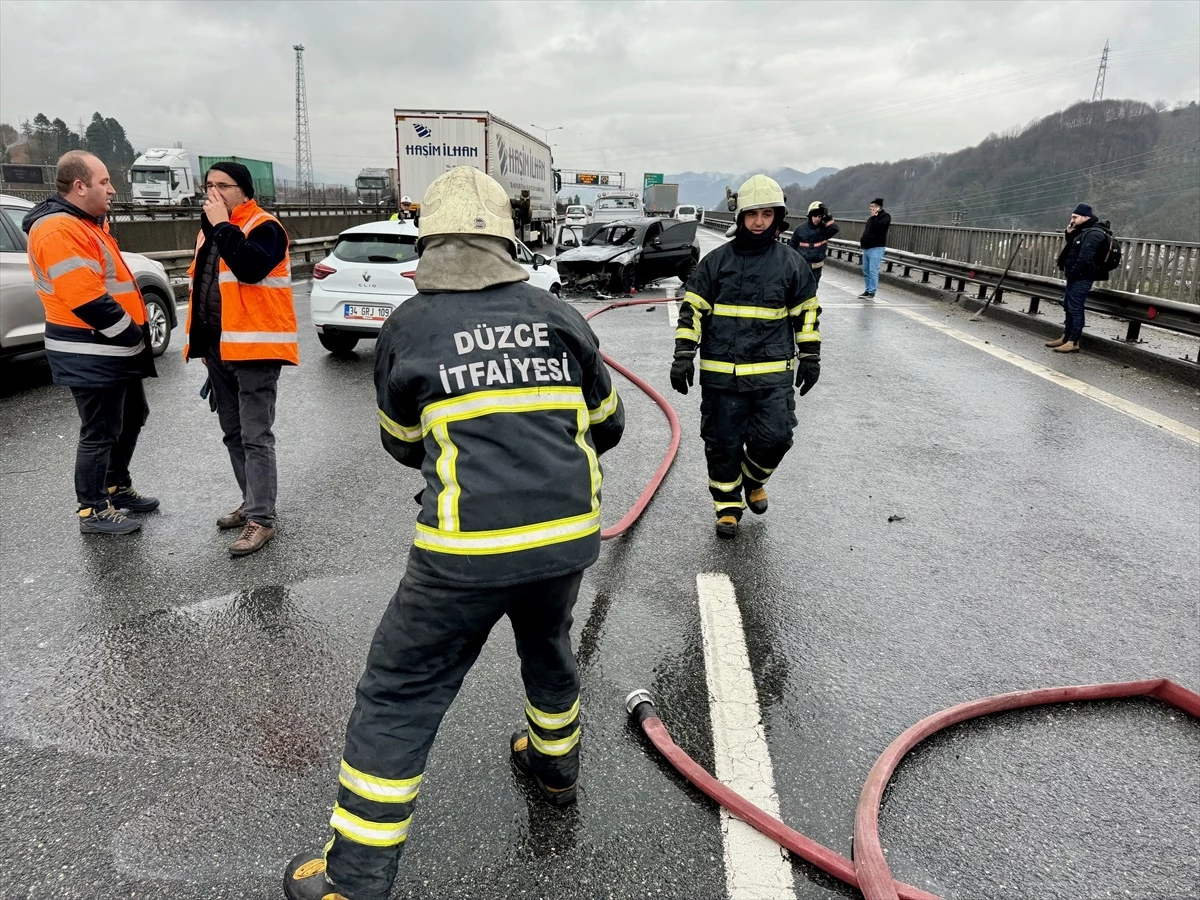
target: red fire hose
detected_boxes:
[626,679,1200,900]
[583,299,681,540]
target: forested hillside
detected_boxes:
[784,100,1200,242]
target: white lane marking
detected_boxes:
[880,301,1200,445]
[666,300,679,326]
[696,573,795,900]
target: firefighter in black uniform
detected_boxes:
[671,174,821,539]
[284,166,624,900]
[788,200,839,285]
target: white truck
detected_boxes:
[393,109,560,245]
[130,148,201,206]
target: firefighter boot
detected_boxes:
[747,488,769,515]
[511,730,577,807]
[715,515,739,539]
[282,852,349,900]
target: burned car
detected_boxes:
[554,217,700,293]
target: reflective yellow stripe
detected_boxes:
[526,697,580,730]
[712,303,787,320]
[789,297,820,317]
[528,726,581,757]
[683,291,711,313]
[431,423,460,532]
[745,453,777,475]
[699,358,792,376]
[675,328,700,342]
[714,499,746,512]
[803,309,818,329]
[588,386,619,425]
[421,386,585,434]
[329,804,411,847]
[796,331,822,343]
[708,476,743,492]
[414,511,600,555]
[575,407,602,514]
[47,256,103,279]
[378,408,422,442]
[338,761,422,804]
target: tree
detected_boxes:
[32,112,53,164]
[51,117,79,157]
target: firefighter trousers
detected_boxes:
[700,385,796,519]
[326,565,585,900]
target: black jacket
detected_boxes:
[788,218,840,265]
[1056,217,1110,283]
[186,215,288,359]
[859,211,891,249]
[675,240,821,392]
[376,280,625,587]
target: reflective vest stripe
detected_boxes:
[43,337,144,356]
[712,303,787,320]
[525,697,580,730]
[47,257,102,279]
[337,760,421,804]
[683,291,711,312]
[377,408,422,442]
[329,804,411,847]
[588,386,619,425]
[98,313,133,339]
[699,358,792,375]
[528,726,581,757]
[220,330,299,343]
[413,511,601,555]
[218,272,292,289]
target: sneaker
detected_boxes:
[747,488,768,515]
[217,504,247,529]
[857,290,873,299]
[715,515,739,539]
[282,852,349,900]
[510,730,577,807]
[107,485,160,513]
[230,521,274,556]
[79,501,141,535]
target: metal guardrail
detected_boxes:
[700,212,1200,346]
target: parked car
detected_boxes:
[564,205,589,226]
[554,217,699,293]
[309,219,562,355]
[0,193,177,362]
[673,204,700,223]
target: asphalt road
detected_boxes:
[1,228,1198,900]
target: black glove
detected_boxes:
[670,355,695,395]
[795,358,820,396]
[199,376,218,413]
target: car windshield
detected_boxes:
[566,206,585,215]
[131,168,169,184]
[596,197,637,210]
[334,233,418,264]
[586,225,639,247]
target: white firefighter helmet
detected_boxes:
[807,200,825,214]
[417,166,516,252]
[734,174,786,215]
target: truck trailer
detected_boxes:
[643,183,679,217]
[393,109,560,245]
[197,156,276,204]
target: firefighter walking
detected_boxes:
[284,166,624,900]
[671,174,821,539]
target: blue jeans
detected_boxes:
[862,246,885,294]
[1062,279,1091,342]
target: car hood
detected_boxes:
[555,244,640,265]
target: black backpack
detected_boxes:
[1091,224,1122,279]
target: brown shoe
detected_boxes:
[1052,340,1080,353]
[1045,336,1067,348]
[747,488,768,515]
[217,504,247,530]
[230,521,275,556]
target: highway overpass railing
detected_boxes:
[146,236,338,298]
[701,212,1200,346]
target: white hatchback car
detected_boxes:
[309,220,562,354]
[563,205,589,226]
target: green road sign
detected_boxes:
[643,173,664,187]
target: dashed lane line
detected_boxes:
[696,573,796,900]
[878,300,1200,445]
[666,300,679,326]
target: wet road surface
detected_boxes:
[1,227,1198,899]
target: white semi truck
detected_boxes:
[130,148,201,205]
[393,109,561,245]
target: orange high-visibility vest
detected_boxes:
[185,201,299,365]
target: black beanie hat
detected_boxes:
[207,161,255,200]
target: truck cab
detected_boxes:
[591,191,643,224]
[130,148,199,206]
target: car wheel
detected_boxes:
[143,291,173,356]
[318,331,359,355]
[550,283,562,297]
[609,266,635,294]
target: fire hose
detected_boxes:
[580,299,1199,897]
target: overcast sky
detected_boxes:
[2,0,1197,188]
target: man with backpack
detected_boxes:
[1049,203,1117,354]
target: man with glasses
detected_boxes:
[184,161,297,557]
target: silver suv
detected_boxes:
[0,193,176,362]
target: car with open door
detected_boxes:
[554,217,699,293]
